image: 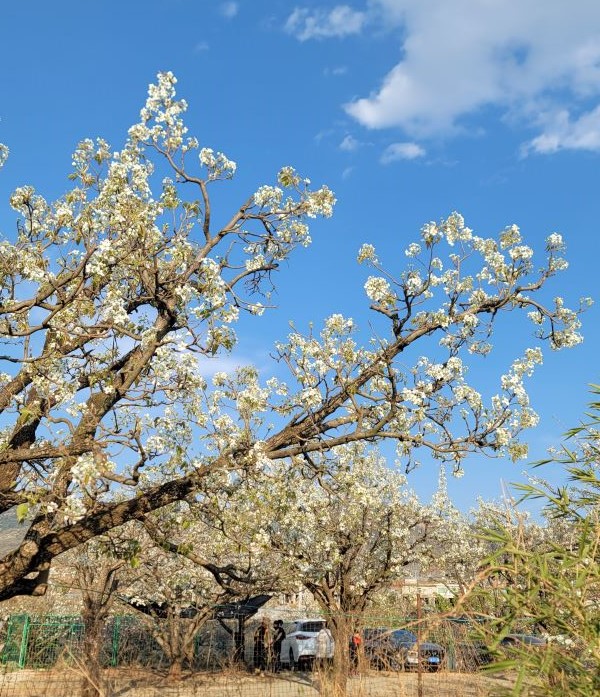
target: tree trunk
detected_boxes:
[160,614,198,680]
[329,615,350,696]
[80,615,105,697]
[167,656,183,681]
[164,617,187,681]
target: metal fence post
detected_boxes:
[111,616,121,667]
[17,615,30,669]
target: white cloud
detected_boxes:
[380,141,425,163]
[344,0,600,152]
[220,1,239,19]
[524,106,600,154]
[285,5,366,41]
[339,134,361,151]
[194,41,209,52]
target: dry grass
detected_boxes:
[0,667,514,697]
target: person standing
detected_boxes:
[271,619,286,672]
[315,622,335,673]
[349,630,362,675]
[253,618,270,672]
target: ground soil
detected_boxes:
[0,667,515,697]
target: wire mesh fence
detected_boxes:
[0,608,520,696]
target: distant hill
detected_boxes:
[0,508,28,557]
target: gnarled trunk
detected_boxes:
[80,614,105,697]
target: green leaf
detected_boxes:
[16,503,29,523]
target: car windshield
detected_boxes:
[298,621,325,633]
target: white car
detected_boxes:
[280,619,327,670]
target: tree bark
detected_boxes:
[80,615,105,697]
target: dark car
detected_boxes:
[364,628,445,672]
[500,634,547,649]
[456,633,547,671]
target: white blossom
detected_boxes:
[357,243,378,264]
[364,276,393,303]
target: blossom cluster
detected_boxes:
[199,147,237,180]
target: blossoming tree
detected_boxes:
[0,71,588,601]
[65,541,126,697]
[130,504,293,673]
[117,522,233,680]
[207,443,450,682]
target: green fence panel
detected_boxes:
[0,614,29,666]
[110,615,121,667]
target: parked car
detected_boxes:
[500,633,547,649]
[455,634,547,671]
[280,619,327,670]
[364,628,445,672]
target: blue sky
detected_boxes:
[1,0,599,511]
